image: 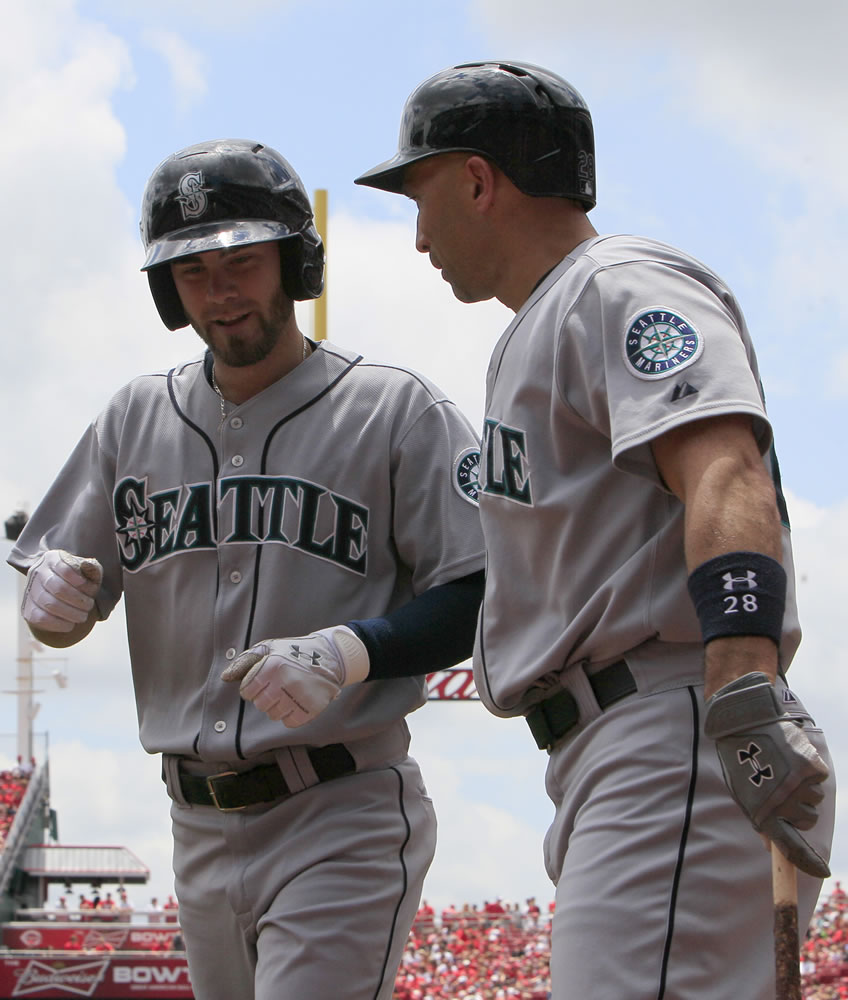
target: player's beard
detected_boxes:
[190,286,294,368]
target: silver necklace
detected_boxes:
[211,337,311,422]
[210,366,228,422]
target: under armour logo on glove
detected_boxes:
[290,644,322,667]
[705,671,831,878]
[221,626,371,727]
[737,742,773,786]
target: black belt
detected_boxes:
[178,744,356,811]
[526,660,637,753]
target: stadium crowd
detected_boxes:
[391,885,848,1000]
[802,882,848,998]
[1,772,845,1000]
[0,759,32,850]
[394,899,552,999]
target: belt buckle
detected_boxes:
[205,771,245,812]
[527,688,579,753]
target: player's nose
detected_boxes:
[204,265,238,302]
[415,218,430,255]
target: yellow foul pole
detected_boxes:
[313,189,328,341]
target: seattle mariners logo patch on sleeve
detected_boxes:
[623,307,703,379]
[454,448,481,505]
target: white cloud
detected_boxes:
[781,490,848,892]
[323,209,512,429]
[95,0,301,29]
[1,7,131,252]
[1,5,190,521]
[143,30,207,114]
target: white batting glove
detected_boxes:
[704,671,830,878]
[21,549,103,633]
[221,626,370,727]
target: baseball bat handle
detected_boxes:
[772,844,802,1000]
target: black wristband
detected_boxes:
[687,551,786,645]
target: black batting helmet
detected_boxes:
[355,61,596,209]
[140,139,324,330]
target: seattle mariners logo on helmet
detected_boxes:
[623,308,703,380]
[176,171,211,220]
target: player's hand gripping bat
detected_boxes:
[704,671,830,878]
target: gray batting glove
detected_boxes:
[221,625,370,727]
[704,671,830,878]
[21,549,103,633]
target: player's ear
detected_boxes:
[464,155,497,211]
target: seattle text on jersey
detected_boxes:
[114,474,369,574]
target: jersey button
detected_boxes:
[229,416,243,429]
[231,455,244,467]
[229,571,242,584]
[225,648,236,660]
[213,720,227,733]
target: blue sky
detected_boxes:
[1,0,847,914]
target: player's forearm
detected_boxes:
[347,570,484,680]
[681,457,782,570]
[653,416,785,695]
[683,463,783,695]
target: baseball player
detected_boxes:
[356,62,836,999]
[7,139,485,1000]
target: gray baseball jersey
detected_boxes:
[10,340,485,758]
[471,234,834,1000]
[474,233,800,716]
[10,339,484,1000]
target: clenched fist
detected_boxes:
[22,549,102,633]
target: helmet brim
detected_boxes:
[141,219,298,271]
[354,149,449,194]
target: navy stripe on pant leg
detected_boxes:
[657,687,700,999]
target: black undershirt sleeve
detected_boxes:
[345,570,484,680]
